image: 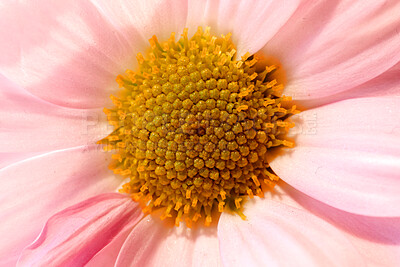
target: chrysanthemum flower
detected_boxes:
[1,0,399,266]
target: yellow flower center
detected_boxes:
[100,27,298,227]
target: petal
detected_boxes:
[0,1,140,108]
[218,187,362,267]
[297,61,400,109]
[17,193,143,266]
[282,183,400,267]
[0,152,40,169]
[268,97,400,216]
[116,217,221,267]
[85,220,137,267]
[91,0,188,42]
[0,146,122,265]
[263,0,400,100]
[0,74,110,153]
[186,0,301,56]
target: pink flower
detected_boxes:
[1,0,399,266]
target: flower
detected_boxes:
[1,0,399,266]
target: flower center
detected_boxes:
[100,27,298,227]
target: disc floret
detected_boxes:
[100,27,298,227]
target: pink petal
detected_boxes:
[0,1,153,108]
[268,97,400,216]
[297,61,400,109]
[186,0,301,56]
[0,146,122,265]
[282,182,400,267]
[0,254,19,267]
[18,193,143,266]
[0,152,40,170]
[116,217,221,267]
[0,74,109,153]
[85,221,137,267]
[218,187,362,267]
[263,0,400,100]
[91,0,188,42]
